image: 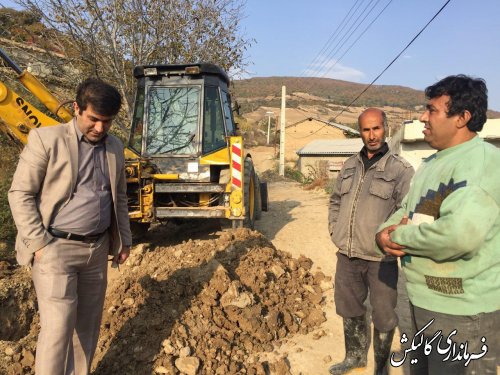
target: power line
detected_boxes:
[312,0,381,77]
[303,0,364,76]
[319,0,394,79]
[285,106,415,140]
[331,0,453,123]
[306,0,369,76]
[285,117,359,139]
[263,0,451,141]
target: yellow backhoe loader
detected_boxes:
[0,47,268,236]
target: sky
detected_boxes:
[240,0,500,111]
[2,0,499,110]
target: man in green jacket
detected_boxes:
[377,75,500,374]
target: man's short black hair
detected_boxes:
[425,74,488,132]
[75,78,122,117]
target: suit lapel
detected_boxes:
[66,120,79,192]
[106,137,117,203]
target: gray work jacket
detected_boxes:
[328,149,414,261]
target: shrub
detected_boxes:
[303,162,328,190]
[284,166,305,183]
[324,177,337,195]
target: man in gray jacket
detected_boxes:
[328,108,414,375]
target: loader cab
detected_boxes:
[125,63,266,231]
[128,64,237,166]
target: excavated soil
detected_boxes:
[0,226,331,375]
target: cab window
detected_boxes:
[145,86,200,155]
[202,86,226,154]
[129,78,145,153]
[221,90,235,135]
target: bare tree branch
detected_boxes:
[14,0,253,124]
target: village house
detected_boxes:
[296,138,363,178]
[296,118,500,178]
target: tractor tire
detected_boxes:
[254,174,262,220]
[243,158,257,229]
[260,181,269,211]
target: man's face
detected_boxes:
[419,95,461,151]
[74,103,114,143]
[359,111,386,157]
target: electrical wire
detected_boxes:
[312,0,381,78]
[306,0,368,76]
[331,0,453,122]
[302,0,364,76]
[287,0,450,140]
[319,0,394,79]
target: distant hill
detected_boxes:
[232,77,500,119]
[232,77,426,113]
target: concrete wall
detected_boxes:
[297,155,353,179]
[284,121,347,162]
[390,119,500,170]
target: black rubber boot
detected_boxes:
[373,327,395,375]
[329,316,368,375]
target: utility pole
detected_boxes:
[279,86,286,176]
[266,111,274,145]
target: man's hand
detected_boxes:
[376,216,408,257]
[34,248,44,262]
[113,246,130,265]
[33,242,50,262]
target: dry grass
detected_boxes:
[303,162,330,191]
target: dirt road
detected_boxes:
[0,146,416,375]
[251,146,411,375]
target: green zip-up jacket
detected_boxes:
[382,136,500,315]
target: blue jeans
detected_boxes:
[406,303,499,375]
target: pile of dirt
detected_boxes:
[0,228,331,375]
[0,265,38,375]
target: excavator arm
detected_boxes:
[0,47,138,160]
[0,81,61,146]
[0,47,73,146]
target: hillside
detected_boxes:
[232,77,425,114]
[232,76,500,120]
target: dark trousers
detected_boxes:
[334,252,398,332]
[408,303,500,375]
